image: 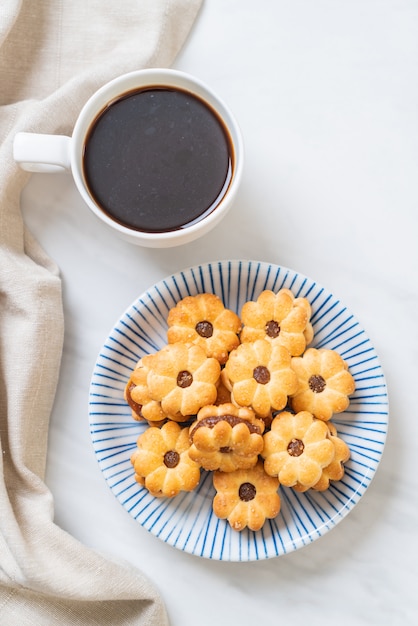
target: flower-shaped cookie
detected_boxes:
[141,342,221,420]
[124,360,167,425]
[130,421,200,497]
[222,339,298,417]
[240,288,313,356]
[213,460,281,531]
[167,293,242,364]
[290,348,355,421]
[188,403,265,472]
[293,421,350,492]
[261,410,335,488]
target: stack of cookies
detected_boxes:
[126,289,355,532]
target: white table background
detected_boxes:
[21,1,417,624]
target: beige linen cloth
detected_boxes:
[0,1,202,624]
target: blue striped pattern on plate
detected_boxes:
[88,260,388,561]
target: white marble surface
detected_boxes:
[20,1,417,624]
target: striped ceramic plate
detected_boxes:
[88,260,388,561]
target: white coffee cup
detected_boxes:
[13,68,243,248]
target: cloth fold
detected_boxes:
[0,1,202,624]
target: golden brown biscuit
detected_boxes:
[293,422,350,492]
[124,360,167,425]
[213,460,281,531]
[222,339,298,417]
[261,410,335,488]
[167,293,242,364]
[130,421,200,497]
[188,403,265,472]
[240,288,313,356]
[141,342,221,420]
[290,348,355,421]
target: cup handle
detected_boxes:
[13,132,72,173]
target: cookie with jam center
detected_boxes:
[261,410,335,488]
[240,288,313,356]
[131,421,200,498]
[213,460,281,531]
[167,293,242,364]
[289,347,355,421]
[141,341,221,420]
[222,339,298,417]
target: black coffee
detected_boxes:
[82,87,233,233]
